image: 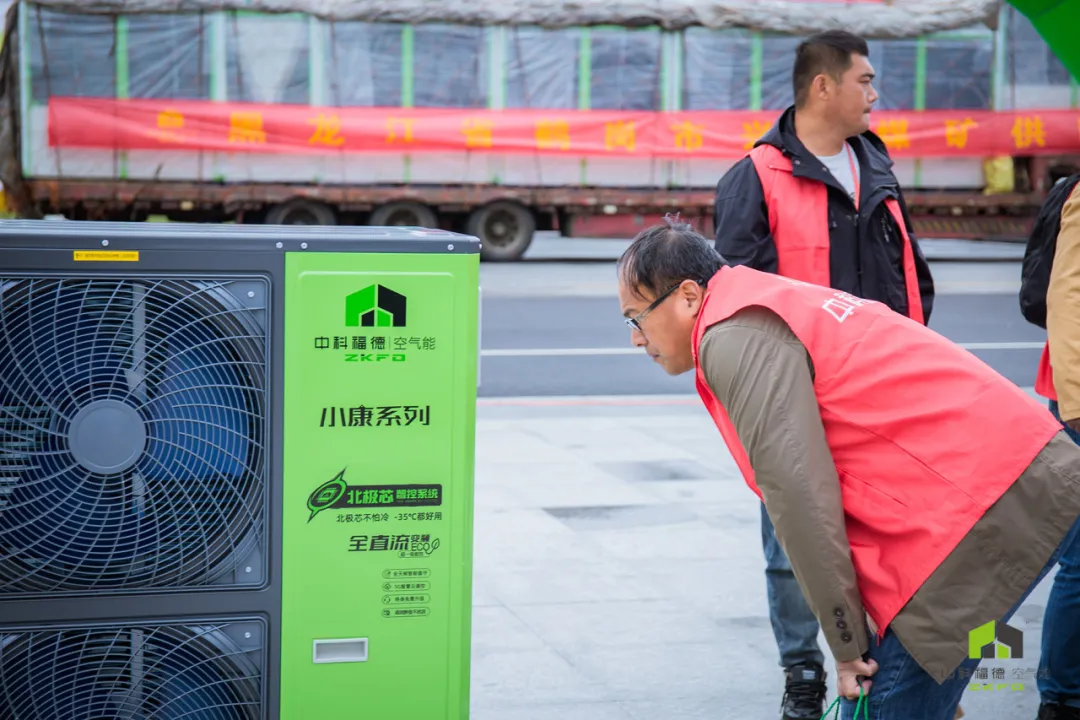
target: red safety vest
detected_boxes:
[1036,343,1056,400]
[749,144,925,324]
[691,265,1061,638]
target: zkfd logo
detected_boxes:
[969,620,1023,659]
[345,285,406,328]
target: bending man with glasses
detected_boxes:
[617,217,1080,720]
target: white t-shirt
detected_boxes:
[815,142,861,206]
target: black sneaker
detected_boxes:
[1038,703,1080,720]
[781,663,827,720]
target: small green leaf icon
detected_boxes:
[307,468,347,522]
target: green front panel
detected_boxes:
[282,250,479,719]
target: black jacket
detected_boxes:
[713,106,935,323]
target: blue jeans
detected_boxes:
[838,407,1080,719]
[1051,400,1080,446]
[762,503,825,669]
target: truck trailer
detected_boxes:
[0,0,1077,259]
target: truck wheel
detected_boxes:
[468,201,535,261]
[265,198,337,225]
[370,201,437,228]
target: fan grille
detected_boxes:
[0,277,268,596]
[0,620,264,719]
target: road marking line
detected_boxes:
[482,348,639,357]
[481,341,1045,358]
[477,388,1042,407]
[478,395,701,407]
[957,341,1045,350]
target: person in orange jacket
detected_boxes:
[1037,177,1080,435]
[616,217,1080,719]
[1029,175,1080,719]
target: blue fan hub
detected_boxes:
[67,399,147,475]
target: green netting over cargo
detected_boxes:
[1008,0,1080,82]
[12,4,1053,117]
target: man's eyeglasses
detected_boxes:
[624,280,702,333]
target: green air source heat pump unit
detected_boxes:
[0,221,481,720]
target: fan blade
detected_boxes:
[125,283,148,402]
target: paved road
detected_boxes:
[478,236,1043,398]
[479,292,1045,398]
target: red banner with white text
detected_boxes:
[47,97,1080,159]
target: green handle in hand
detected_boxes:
[820,686,870,720]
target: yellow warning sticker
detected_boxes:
[73,250,140,262]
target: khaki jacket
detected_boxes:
[1048,188,1080,420]
[698,307,1080,681]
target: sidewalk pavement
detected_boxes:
[468,393,1055,720]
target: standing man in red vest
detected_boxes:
[616,218,1080,720]
[711,30,935,719]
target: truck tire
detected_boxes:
[265,198,337,225]
[369,201,438,228]
[468,201,535,261]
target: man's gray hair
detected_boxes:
[616,213,726,299]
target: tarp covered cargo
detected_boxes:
[16,0,1001,37]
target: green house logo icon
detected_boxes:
[969,620,1024,660]
[345,284,407,327]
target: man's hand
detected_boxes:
[1066,418,1080,434]
[836,657,878,700]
